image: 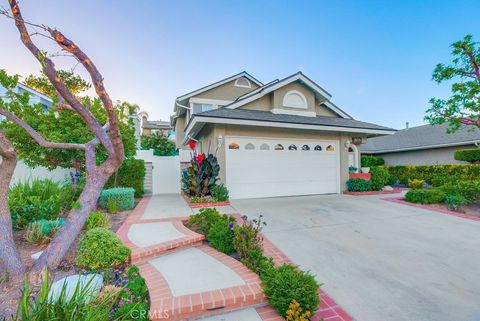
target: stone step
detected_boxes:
[139,245,266,321]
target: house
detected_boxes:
[172,71,395,199]
[139,111,172,136]
[361,123,480,165]
[0,82,53,121]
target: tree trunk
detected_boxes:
[0,133,25,279]
[32,171,109,272]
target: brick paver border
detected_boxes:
[383,197,480,222]
[182,193,231,208]
[138,243,266,320]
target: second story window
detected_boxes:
[192,103,213,114]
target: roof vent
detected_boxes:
[405,122,409,130]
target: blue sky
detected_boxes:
[1,0,479,129]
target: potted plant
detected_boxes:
[361,167,370,173]
[348,166,358,173]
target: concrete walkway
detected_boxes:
[232,194,480,321]
[116,195,281,321]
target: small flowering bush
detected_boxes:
[207,219,235,254]
[286,299,312,321]
[114,265,149,320]
[233,215,268,273]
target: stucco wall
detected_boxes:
[369,145,476,166]
[195,78,260,101]
[174,116,186,148]
[1,159,73,186]
[272,82,316,113]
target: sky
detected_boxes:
[1,0,479,130]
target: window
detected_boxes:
[192,103,213,114]
[245,143,255,150]
[274,144,284,150]
[282,90,308,109]
[288,144,297,151]
[326,145,335,152]
[260,143,270,150]
[302,144,310,151]
[234,77,251,88]
[314,145,322,151]
[229,143,240,150]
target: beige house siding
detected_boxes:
[315,98,339,117]
[368,145,475,166]
[239,94,273,111]
[174,115,186,148]
[197,123,364,191]
[195,78,260,101]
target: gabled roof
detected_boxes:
[224,71,352,119]
[142,120,172,130]
[362,123,480,154]
[175,71,263,107]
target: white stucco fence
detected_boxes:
[136,150,181,195]
[7,160,73,185]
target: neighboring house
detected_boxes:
[0,82,71,184]
[139,111,172,136]
[361,123,480,165]
[0,82,53,121]
[172,71,395,199]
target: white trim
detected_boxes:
[282,90,308,109]
[363,140,480,154]
[189,98,233,106]
[184,116,396,144]
[271,108,316,117]
[347,143,360,169]
[234,77,251,88]
[17,83,52,102]
[176,72,262,103]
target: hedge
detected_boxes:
[405,188,446,204]
[361,155,385,167]
[385,164,480,186]
[105,159,145,197]
[98,188,135,211]
[454,149,480,163]
[370,166,389,191]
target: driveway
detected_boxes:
[231,194,480,321]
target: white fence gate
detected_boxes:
[136,150,181,195]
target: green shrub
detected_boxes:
[207,219,235,254]
[261,264,320,318]
[370,166,389,190]
[348,166,358,173]
[188,208,224,234]
[405,189,446,204]
[346,178,372,192]
[439,180,480,202]
[454,148,480,163]
[114,265,150,321]
[35,218,65,235]
[385,164,480,186]
[408,179,425,189]
[105,159,145,197]
[234,215,267,273]
[445,194,466,211]
[361,155,385,167]
[75,228,131,269]
[98,188,135,211]
[211,184,229,202]
[24,222,49,245]
[85,211,110,230]
[9,179,73,229]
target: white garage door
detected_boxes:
[225,137,340,199]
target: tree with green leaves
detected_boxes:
[0,1,125,279]
[141,131,177,156]
[24,69,91,97]
[426,35,480,132]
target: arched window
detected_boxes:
[302,144,310,151]
[282,90,308,109]
[274,144,284,150]
[260,143,270,150]
[314,145,322,151]
[245,143,255,150]
[326,145,335,152]
[229,143,240,150]
[234,77,251,88]
[288,144,297,151]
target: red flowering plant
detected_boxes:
[181,144,220,199]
